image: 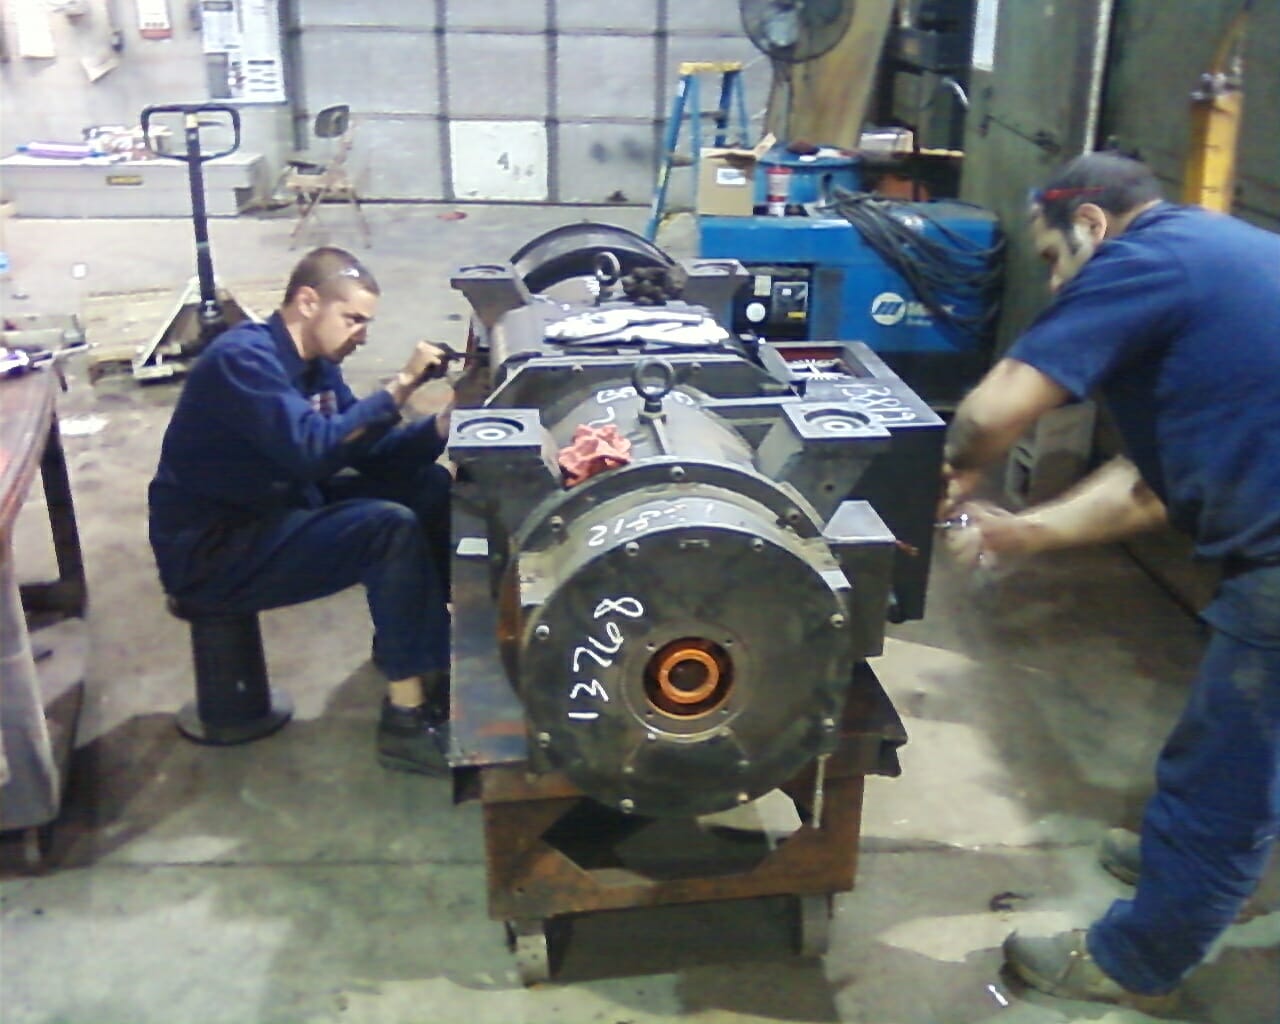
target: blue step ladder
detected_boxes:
[645,61,751,241]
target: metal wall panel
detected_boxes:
[960,0,1113,351]
[357,118,447,199]
[290,0,763,202]
[295,1,439,28]
[558,0,661,32]
[557,36,658,120]
[298,30,440,115]
[669,0,745,34]
[447,34,551,118]
[557,122,656,204]
[1104,0,1279,231]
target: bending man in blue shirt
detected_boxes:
[942,153,1280,1005]
[150,247,454,776]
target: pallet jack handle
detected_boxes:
[140,103,242,346]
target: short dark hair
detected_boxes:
[1031,152,1163,234]
[283,247,380,304]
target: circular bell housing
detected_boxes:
[511,475,853,818]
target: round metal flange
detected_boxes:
[176,688,294,745]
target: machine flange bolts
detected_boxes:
[534,624,551,640]
[829,613,846,629]
[620,798,635,813]
[536,731,551,748]
[549,516,565,533]
[821,716,837,731]
[670,466,686,481]
[750,537,765,552]
[737,791,750,804]
[625,541,640,557]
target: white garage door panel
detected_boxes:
[450,121,548,201]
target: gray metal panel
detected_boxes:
[357,117,447,199]
[295,0,439,27]
[1104,0,1280,231]
[299,29,440,115]
[669,0,746,34]
[557,122,656,204]
[558,0,661,32]
[960,0,1111,352]
[446,33,551,118]
[558,36,659,120]
[447,1,548,31]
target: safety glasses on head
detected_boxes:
[1027,185,1106,206]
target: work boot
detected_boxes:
[1002,930,1174,1008]
[1099,827,1141,885]
[377,697,450,777]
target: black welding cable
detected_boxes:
[825,187,1006,338]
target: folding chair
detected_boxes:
[283,104,372,249]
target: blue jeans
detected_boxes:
[160,462,451,681]
[1088,628,1280,994]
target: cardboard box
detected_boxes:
[697,134,774,217]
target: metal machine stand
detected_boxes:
[449,527,905,984]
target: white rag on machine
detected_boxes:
[545,308,730,348]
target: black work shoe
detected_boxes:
[1099,827,1141,885]
[1003,929,1174,1009]
[376,699,451,777]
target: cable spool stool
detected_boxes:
[167,597,293,744]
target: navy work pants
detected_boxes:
[163,462,451,681]
[1088,628,1280,994]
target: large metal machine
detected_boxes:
[443,223,943,980]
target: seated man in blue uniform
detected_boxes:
[149,246,455,776]
[942,153,1280,1005]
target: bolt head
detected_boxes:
[536,731,551,748]
[670,466,686,482]
[534,624,551,639]
[620,798,635,813]
[625,541,639,556]
[829,613,846,629]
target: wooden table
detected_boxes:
[0,369,87,865]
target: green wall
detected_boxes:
[1104,0,1278,231]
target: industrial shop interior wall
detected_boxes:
[0,0,288,172]
[1103,0,1280,232]
[957,0,1280,354]
[0,0,772,206]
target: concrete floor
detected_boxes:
[1,203,1277,1024]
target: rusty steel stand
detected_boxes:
[479,763,865,983]
[448,512,904,984]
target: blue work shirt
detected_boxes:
[1009,202,1280,644]
[149,311,445,591]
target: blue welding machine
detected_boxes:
[699,197,1003,408]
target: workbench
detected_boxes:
[0,368,87,867]
[0,151,267,218]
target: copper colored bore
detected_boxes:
[644,638,733,718]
